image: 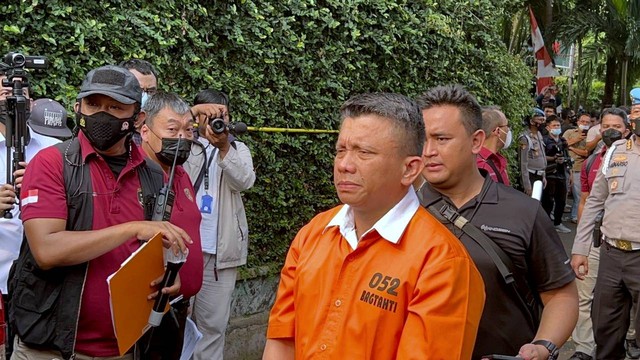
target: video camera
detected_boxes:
[207,117,247,135]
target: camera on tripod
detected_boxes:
[207,117,247,135]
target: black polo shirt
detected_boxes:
[419,176,574,359]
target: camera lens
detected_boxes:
[9,53,25,67]
[208,118,227,134]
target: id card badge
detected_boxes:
[200,194,213,214]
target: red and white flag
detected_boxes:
[22,189,39,206]
[530,6,558,93]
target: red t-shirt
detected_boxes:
[580,147,607,193]
[167,166,203,299]
[476,147,510,185]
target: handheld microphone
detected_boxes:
[148,250,187,326]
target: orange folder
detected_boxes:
[107,232,169,356]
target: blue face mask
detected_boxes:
[141,91,149,109]
[550,128,562,136]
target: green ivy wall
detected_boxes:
[1,0,532,272]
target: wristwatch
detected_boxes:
[532,339,559,360]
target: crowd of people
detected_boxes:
[0,60,638,360]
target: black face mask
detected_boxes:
[0,99,31,126]
[602,128,623,147]
[77,111,135,151]
[156,137,192,166]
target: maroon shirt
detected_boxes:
[21,132,201,356]
[476,147,510,185]
[581,146,607,193]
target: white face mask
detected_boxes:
[141,91,150,109]
[499,127,512,149]
[579,124,590,131]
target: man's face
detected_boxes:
[577,115,591,127]
[493,111,509,149]
[0,75,30,101]
[531,115,545,127]
[544,107,555,117]
[141,106,194,156]
[601,114,629,137]
[630,105,640,120]
[422,105,484,189]
[334,115,411,214]
[129,69,157,95]
[546,120,561,132]
[75,94,136,119]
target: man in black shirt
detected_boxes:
[416,85,577,360]
[542,115,572,234]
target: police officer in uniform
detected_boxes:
[571,106,640,359]
[518,108,547,195]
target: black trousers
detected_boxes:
[593,243,640,359]
[541,177,567,226]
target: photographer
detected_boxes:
[542,115,571,233]
[183,90,255,360]
[0,69,63,357]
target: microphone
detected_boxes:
[227,121,247,135]
[148,249,187,326]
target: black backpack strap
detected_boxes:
[483,157,505,184]
[427,200,542,327]
[54,139,93,231]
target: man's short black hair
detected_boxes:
[119,59,157,79]
[194,89,230,108]
[340,92,425,156]
[545,114,560,125]
[416,84,482,135]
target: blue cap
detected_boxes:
[630,88,640,105]
[532,107,545,117]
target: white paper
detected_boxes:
[180,317,203,360]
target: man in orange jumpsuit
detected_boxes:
[263,92,485,359]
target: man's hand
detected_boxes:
[0,183,16,211]
[13,161,27,188]
[571,254,588,280]
[205,123,231,151]
[518,343,550,360]
[132,221,192,256]
[191,103,227,124]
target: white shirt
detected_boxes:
[0,128,60,293]
[325,189,420,250]
[193,138,220,254]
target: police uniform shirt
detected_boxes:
[419,176,575,359]
[518,128,547,171]
[573,137,640,256]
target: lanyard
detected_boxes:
[203,148,218,192]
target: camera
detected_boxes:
[2,52,48,71]
[207,117,247,135]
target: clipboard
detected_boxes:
[107,232,169,356]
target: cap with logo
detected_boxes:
[27,98,72,138]
[77,65,142,104]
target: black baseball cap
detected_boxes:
[77,65,142,104]
[27,98,73,138]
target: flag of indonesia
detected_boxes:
[22,189,39,206]
[529,7,558,93]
